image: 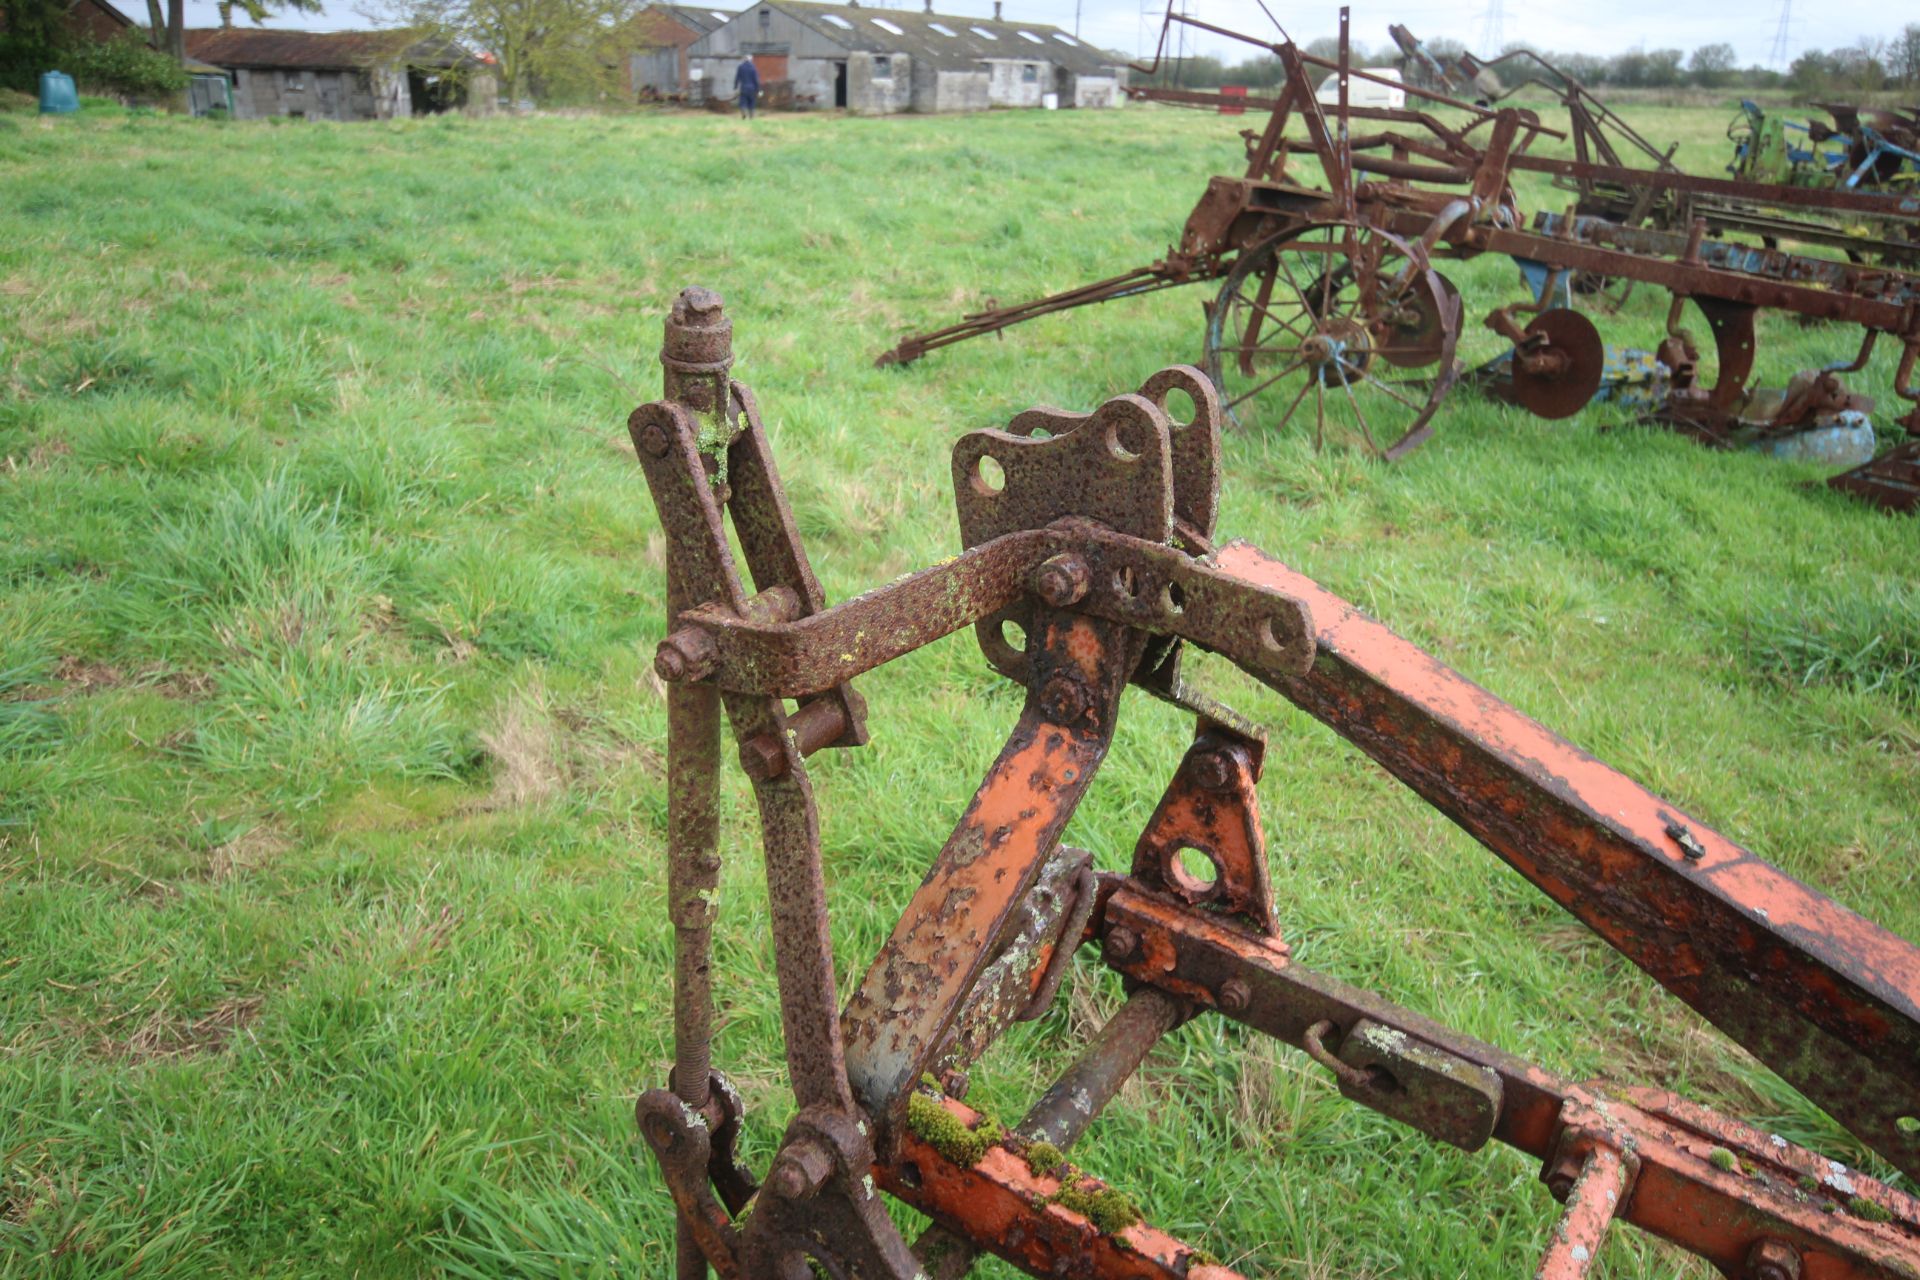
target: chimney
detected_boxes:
[992,0,1001,17]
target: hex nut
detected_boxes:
[1033,554,1091,608]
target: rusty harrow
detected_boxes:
[632,286,1920,1279]
[874,7,1920,508]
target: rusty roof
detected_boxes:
[184,27,470,70]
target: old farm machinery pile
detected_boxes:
[1387,26,1920,270]
[874,8,1920,511]
[632,288,1920,1280]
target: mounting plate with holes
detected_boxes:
[954,392,1174,551]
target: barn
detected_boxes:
[684,1,1126,114]
[183,28,477,121]
[624,4,734,100]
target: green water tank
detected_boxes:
[39,70,79,114]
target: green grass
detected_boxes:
[1,98,1915,1279]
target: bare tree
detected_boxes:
[1890,22,1920,88]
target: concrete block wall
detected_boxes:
[1070,73,1120,108]
[847,50,910,114]
[984,57,1043,107]
[915,65,989,112]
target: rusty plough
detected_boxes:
[875,6,1920,511]
[632,287,1920,1279]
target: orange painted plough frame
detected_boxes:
[631,288,1920,1279]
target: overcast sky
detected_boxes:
[172,0,1897,70]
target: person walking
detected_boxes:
[734,56,760,119]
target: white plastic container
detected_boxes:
[1041,92,1059,110]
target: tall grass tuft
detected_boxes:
[1741,582,1920,704]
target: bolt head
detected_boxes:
[1033,554,1090,608]
[739,734,787,782]
[767,1139,834,1201]
[1746,1239,1801,1280]
[638,422,671,458]
[1040,674,1087,724]
[1218,978,1251,1014]
[1190,749,1235,791]
[1104,925,1139,962]
[677,286,724,319]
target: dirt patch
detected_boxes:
[53,655,125,690]
[118,994,264,1061]
[47,657,211,700]
[478,693,564,809]
[206,825,291,882]
[473,690,663,811]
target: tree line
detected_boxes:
[1137,24,1920,96]
[1,0,639,107]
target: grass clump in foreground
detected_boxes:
[0,101,1915,1280]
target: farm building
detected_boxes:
[182,28,479,121]
[624,4,734,100]
[684,1,1127,114]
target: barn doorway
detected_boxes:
[833,60,847,106]
[408,69,457,114]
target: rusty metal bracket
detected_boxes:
[632,288,1920,1280]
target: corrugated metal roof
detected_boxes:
[184,27,470,70]
[661,4,734,34]
[626,4,733,49]
[741,2,1123,74]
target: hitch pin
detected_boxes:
[1302,1019,1378,1092]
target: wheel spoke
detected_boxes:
[1215,342,1309,358]
[1270,369,1316,430]
[1232,282,1309,341]
[1334,364,1382,455]
[1352,370,1426,413]
[1224,358,1311,411]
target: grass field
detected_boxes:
[2,95,1916,1279]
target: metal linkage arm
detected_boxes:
[874,267,1192,369]
[651,521,1316,700]
[1202,539,1920,1182]
[1093,883,1920,1279]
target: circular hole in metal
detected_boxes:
[897,1160,925,1190]
[1170,845,1221,896]
[973,453,1006,495]
[1001,617,1027,653]
[1105,417,1142,463]
[1161,385,1197,427]
[1259,613,1292,657]
[1161,580,1186,615]
[1111,565,1138,599]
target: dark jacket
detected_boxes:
[734,61,760,95]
